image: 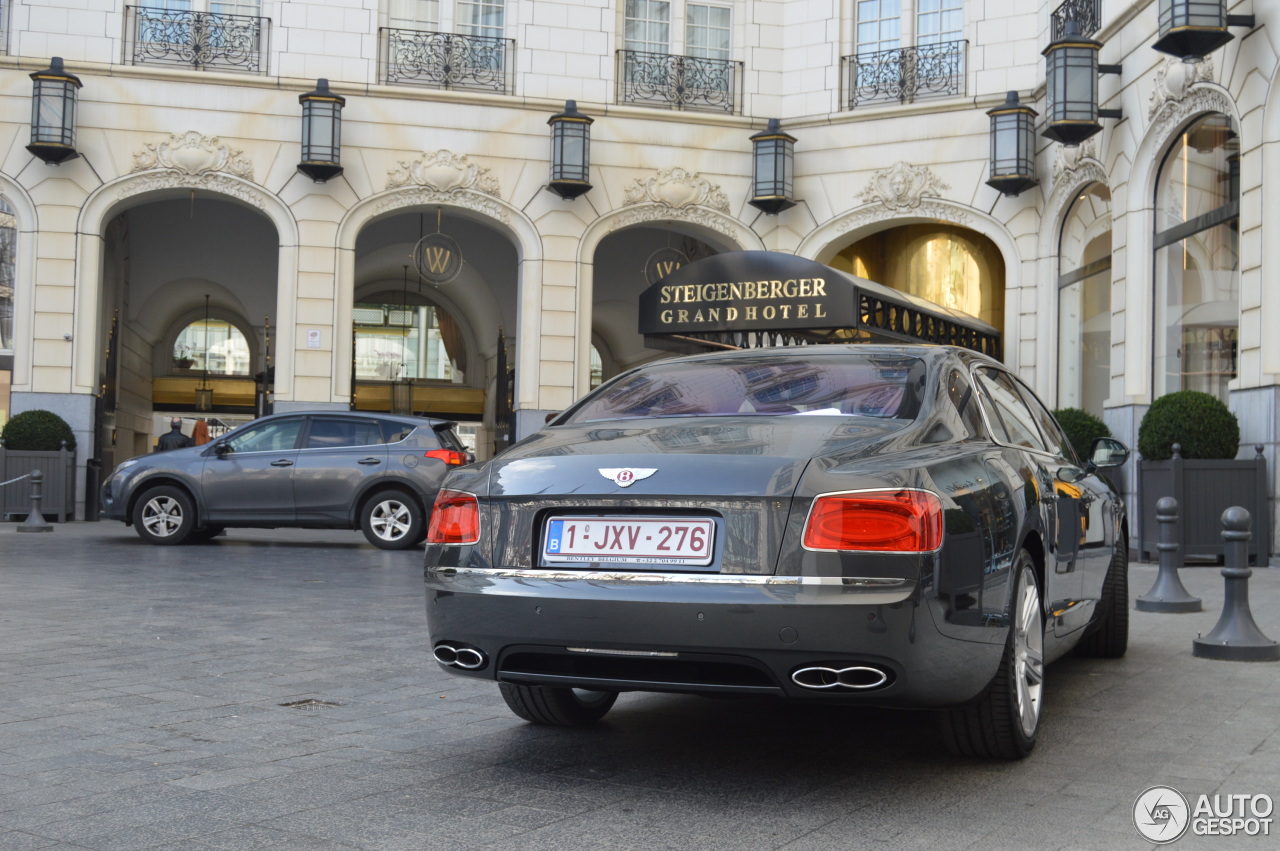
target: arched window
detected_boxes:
[1058,183,1111,415]
[0,197,15,353]
[172,319,251,376]
[353,297,467,382]
[1153,113,1239,402]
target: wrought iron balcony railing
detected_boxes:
[124,6,268,74]
[1052,0,1101,40]
[616,49,742,115]
[379,28,514,94]
[841,40,967,109]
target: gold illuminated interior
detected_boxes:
[830,225,1006,334]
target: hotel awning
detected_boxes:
[638,251,1001,358]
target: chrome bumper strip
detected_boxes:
[431,567,912,590]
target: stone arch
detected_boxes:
[574,200,763,396]
[336,184,542,411]
[797,201,1025,371]
[74,169,297,398]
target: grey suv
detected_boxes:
[101,411,471,549]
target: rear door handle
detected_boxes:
[270,459,294,467]
[357,458,382,465]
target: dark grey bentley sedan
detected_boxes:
[102,411,469,549]
[423,345,1130,758]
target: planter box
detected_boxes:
[0,444,76,522]
[1139,448,1269,564]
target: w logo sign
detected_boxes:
[413,233,463,284]
[645,247,689,285]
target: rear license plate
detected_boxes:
[543,516,715,565]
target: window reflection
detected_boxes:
[0,198,14,353]
[173,319,251,375]
[353,299,466,382]
[1058,183,1111,415]
[1153,113,1239,401]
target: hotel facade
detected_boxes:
[0,0,1275,550]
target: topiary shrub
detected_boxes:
[0,409,77,452]
[1052,407,1111,461]
[1137,391,1239,461]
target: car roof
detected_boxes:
[258,410,456,428]
[638,343,1001,371]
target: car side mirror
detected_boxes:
[1089,437,1129,469]
[213,441,232,457]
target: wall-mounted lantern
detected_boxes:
[297,79,345,183]
[27,57,82,165]
[1042,21,1122,147]
[748,118,796,214]
[986,92,1038,197]
[1152,0,1256,62]
[547,100,594,200]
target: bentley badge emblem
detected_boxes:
[599,468,657,488]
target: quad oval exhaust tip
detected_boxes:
[792,664,891,690]
[434,643,487,670]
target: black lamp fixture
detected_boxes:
[297,79,345,183]
[195,295,213,412]
[748,118,796,214]
[27,57,82,165]
[986,92,1038,197]
[1152,0,1255,62]
[1041,21,1122,147]
[547,100,594,200]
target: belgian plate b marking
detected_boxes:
[599,468,657,488]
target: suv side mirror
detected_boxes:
[213,441,232,457]
[1089,437,1129,469]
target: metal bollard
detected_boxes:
[1192,507,1279,661]
[16,470,54,533]
[1136,496,1201,612]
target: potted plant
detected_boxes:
[0,409,77,521]
[1052,407,1111,462]
[173,342,194,369]
[1136,391,1268,564]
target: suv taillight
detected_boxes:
[424,449,469,466]
[802,489,943,552]
[427,490,480,544]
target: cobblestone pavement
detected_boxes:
[1,521,1278,850]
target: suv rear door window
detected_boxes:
[975,368,1046,452]
[305,417,385,449]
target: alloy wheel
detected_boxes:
[141,496,185,538]
[369,499,412,542]
[1012,567,1045,739]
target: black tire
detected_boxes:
[940,550,1043,760]
[131,486,197,546]
[1075,538,1129,658]
[360,490,425,550]
[188,525,226,544]
[499,682,618,726]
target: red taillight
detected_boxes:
[802,489,943,552]
[426,490,480,544]
[424,449,468,466]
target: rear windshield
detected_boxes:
[561,355,925,424]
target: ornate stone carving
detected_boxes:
[386,150,502,197]
[374,186,509,224]
[1148,56,1215,119]
[1149,86,1235,145]
[118,173,265,209]
[606,203,739,239]
[621,167,731,213]
[131,131,254,180]
[858,162,949,211]
[1052,138,1103,185]
[834,201,971,234]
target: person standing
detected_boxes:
[156,417,195,452]
[192,418,211,446]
